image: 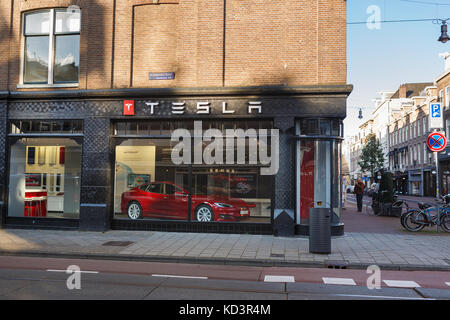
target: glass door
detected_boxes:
[297,139,341,226]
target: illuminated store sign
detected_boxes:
[123,100,262,116]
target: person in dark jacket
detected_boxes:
[354,178,365,212]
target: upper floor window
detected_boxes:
[445,86,450,109]
[22,8,80,85]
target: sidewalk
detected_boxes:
[0,210,449,271]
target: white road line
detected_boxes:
[383,280,420,288]
[445,282,450,287]
[322,277,356,286]
[264,275,295,283]
[151,274,208,280]
[46,269,99,274]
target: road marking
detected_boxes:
[383,280,420,288]
[322,277,356,286]
[46,269,99,274]
[264,275,295,283]
[151,274,208,280]
[445,282,450,287]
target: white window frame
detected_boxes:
[446,86,450,109]
[18,8,80,89]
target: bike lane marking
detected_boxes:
[264,275,295,282]
[383,280,420,288]
[151,274,208,280]
[47,269,99,274]
[322,277,356,286]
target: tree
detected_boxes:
[358,134,385,180]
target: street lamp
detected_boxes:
[435,19,450,43]
[358,108,363,119]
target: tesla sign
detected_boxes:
[123,100,135,116]
[123,100,262,116]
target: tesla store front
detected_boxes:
[0,87,350,235]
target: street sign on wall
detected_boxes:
[427,132,447,152]
[429,103,443,129]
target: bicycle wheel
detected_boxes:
[440,213,450,233]
[403,210,426,232]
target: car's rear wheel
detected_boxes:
[127,201,142,220]
[196,205,214,222]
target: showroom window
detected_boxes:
[22,8,80,85]
[113,120,273,224]
[8,137,82,219]
[296,119,342,226]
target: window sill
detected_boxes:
[17,83,79,89]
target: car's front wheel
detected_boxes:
[196,205,214,222]
[127,201,142,220]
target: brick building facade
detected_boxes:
[0,0,351,235]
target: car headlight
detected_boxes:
[214,203,233,208]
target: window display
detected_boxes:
[114,139,189,220]
[113,120,273,223]
[8,138,81,219]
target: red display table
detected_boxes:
[24,191,47,217]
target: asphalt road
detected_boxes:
[0,256,449,300]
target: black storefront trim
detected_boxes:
[4,217,79,230]
[111,219,273,235]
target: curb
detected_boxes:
[1,250,449,272]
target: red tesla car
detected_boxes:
[121,181,255,222]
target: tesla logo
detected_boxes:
[124,100,135,115]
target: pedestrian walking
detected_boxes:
[354,178,365,212]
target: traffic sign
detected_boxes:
[427,132,447,152]
[429,103,443,129]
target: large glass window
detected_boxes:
[8,138,82,219]
[23,9,80,85]
[297,119,342,227]
[113,120,274,224]
[114,139,190,221]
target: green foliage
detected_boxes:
[358,134,385,178]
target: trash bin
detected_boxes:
[309,208,331,254]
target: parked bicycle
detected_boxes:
[402,195,450,233]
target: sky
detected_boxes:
[345,0,450,138]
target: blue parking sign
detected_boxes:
[431,103,441,118]
[429,103,443,129]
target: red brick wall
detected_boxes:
[437,72,450,108]
[0,1,12,91]
[4,0,348,91]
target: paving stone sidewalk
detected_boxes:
[0,228,449,271]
